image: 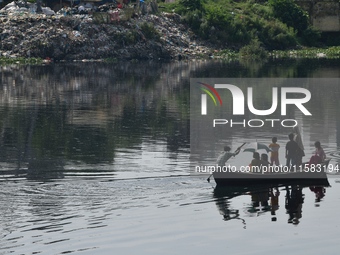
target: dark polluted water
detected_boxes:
[0,59,340,255]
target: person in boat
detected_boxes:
[260,153,270,167]
[285,133,304,167]
[249,152,261,172]
[269,137,280,165]
[293,126,305,166]
[314,141,326,162]
[216,145,241,167]
[308,141,326,165]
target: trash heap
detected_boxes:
[0,1,213,61]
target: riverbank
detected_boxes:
[0,11,213,61]
[2,10,340,63]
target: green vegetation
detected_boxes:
[271,46,340,58]
[158,0,322,57]
[269,0,308,35]
[114,22,161,46]
[214,46,340,60]
[0,57,43,65]
[269,0,320,45]
[179,0,203,11]
[239,40,268,59]
[104,57,119,63]
[140,22,161,40]
[214,49,238,60]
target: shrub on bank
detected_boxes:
[159,0,319,50]
[269,0,320,46]
[300,26,321,47]
[179,0,203,11]
[269,0,308,35]
[140,22,160,40]
[239,39,268,59]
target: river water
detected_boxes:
[0,59,340,255]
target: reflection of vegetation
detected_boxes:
[64,126,115,164]
[0,97,189,164]
[0,62,193,179]
[32,105,68,158]
[198,58,340,78]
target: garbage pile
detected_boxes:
[0,1,213,61]
[56,2,122,16]
[0,1,55,16]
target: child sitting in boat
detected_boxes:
[261,153,270,167]
[249,152,261,172]
[314,141,326,162]
[309,141,326,164]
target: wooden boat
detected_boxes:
[212,159,330,186]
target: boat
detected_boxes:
[212,159,330,186]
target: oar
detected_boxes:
[207,143,246,183]
[207,173,213,183]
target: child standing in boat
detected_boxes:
[269,137,280,166]
[216,146,241,167]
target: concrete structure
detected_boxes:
[296,0,340,31]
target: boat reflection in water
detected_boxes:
[213,178,330,226]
